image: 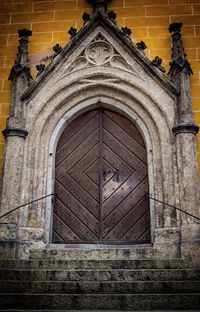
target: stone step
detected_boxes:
[0,258,187,270]
[0,268,199,281]
[29,246,165,260]
[0,311,199,312]
[1,280,200,294]
[1,311,199,312]
[0,293,200,310]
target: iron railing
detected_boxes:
[146,195,200,221]
[0,193,56,224]
[0,193,199,224]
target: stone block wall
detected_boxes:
[0,0,200,181]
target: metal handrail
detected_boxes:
[1,193,199,224]
[0,193,56,221]
[146,195,200,221]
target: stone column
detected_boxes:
[0,29,32,258]
[169,23,200,266]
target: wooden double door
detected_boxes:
[52,109,150,244]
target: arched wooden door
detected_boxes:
[52,109,150,244]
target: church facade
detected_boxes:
[0,0,200,266]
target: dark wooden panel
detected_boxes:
[56,110,99,151]
[102,110,150,243]
[103,196,149,241]
[56,128,99,172]
[102,177,149,236]
[53,110,100,243]
[53,108,150,244]
[121,210,150,241]
[55,181,99,234]
[104,110,145,147]
[102,145,134,202]
[103,113,147,163]
[54,199,98,241]
[68,145,100,201]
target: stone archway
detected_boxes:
[0,10,199,263]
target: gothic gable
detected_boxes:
[22,11,178,101]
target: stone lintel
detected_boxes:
[172,122,199,135]
[2,128,28,139]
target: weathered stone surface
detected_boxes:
[0,241,17,259]
[0,293,200,310]
[0,9,199,263]
[1,268,200,282]
[1,280,200,294]
[29,246,166,260]
[0,256,199,310]
[0,258,187,270]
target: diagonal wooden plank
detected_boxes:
[103,113,147,163]
[102,145,135,202]
[102,177,149,235]
[56,129,99,173]
[137,227,151,242]
[121,210,150,241]
[56,172,99,218]
[55,180,99,233]
[53,214,81,242]
[85,159,100,186]
[103,196,149,241]
[68,144,100,201]
[102,170,148,219]
[104,110,145,147]
[54,199,98,241]
[57,109,99,151]
[52,229,65,243]
[103,130,146,171]
[56,117,100,168]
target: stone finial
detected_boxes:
[36,64,45,77]
[121,27,132,40]
[108,11,116,24]
[136,41,147,53]
[152,56,166,73]
[168,22,193,77]
[88,0,111,14]
[8,28,32,81]
[53,43,62,54]
[68,27,77,39]
[83,12,91,24]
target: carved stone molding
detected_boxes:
[172,123,199,135]
[8,29,32,82]
[2,128,28,139]
[60,33,144,81]
[85,41,113,65]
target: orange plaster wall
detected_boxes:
[0,0,200,178]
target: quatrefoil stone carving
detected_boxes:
[85,41,113,65]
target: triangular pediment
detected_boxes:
[22,12,178,100]
[58,32,145,83]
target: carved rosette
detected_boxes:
[85,41,113,65]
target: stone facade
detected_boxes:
[0,5,200,265]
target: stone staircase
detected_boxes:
[0,247,200,311]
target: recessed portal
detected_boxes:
[52,109,150,244]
